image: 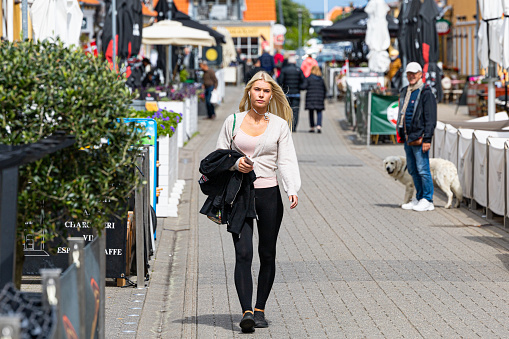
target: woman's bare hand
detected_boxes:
[238,157,254,173]
[289,195,298,209]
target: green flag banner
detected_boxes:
[370,93,399,135]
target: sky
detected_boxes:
[293,0,390,14]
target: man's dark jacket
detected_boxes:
[396,85,437,144]
[278,64,307,95]
[259,52,275,75]
[199,149,256,235]
[245,66,264,84]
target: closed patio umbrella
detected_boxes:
[102,0,143,59]
[142,20,216,47]
[216,27,236,67]
[478,0,503,70]
[31,0,83,47]
[500,0,509,69]
[478,0,504,121]
[365,0,391,73]
[153,0,170,76]
[398,0,423,66]
[419,0,442,101]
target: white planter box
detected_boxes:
[177,121,184,148]
[188,95,198,137]
[185,98,191,139]
[157,100,186,148]
[156,132,179,217]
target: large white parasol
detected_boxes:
[30,0,83,47]
[142,20,216,47]
[365,0,391,73]
[478,0,503,69]
[500,0,509,69]
[478,0,504,121]
[215,27,236,68]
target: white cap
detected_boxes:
[405,62,422,73]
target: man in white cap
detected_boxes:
[396,62,437,212]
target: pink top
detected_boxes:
[301,57,318,77]
[235,128,278,189]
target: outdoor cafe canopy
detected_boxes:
[141,20,216,47]
[320,7,399,43]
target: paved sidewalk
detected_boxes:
[136,87,509,338]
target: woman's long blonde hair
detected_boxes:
[310,65,322,77]
[239,71,293,130]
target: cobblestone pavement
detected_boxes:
[133,87,509,339]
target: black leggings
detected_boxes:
[232,186,284,313]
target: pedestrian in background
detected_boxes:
[215,71,300,333]
[259,46,276,76]
[199,60,218,120]
[278,55,307,131]
[305,65,326,133]
[300,54,318,78]
[274,49,284,78]
[245,58,264,85]
[281,51,291,70]
[387,49,402,89]
[396,62,437,212]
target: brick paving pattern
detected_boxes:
[126,87,509,338]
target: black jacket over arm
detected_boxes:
[199,149,256,235]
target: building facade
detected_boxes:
[445,0,478,76]
[176,0,276,59]
[1,0,33,41]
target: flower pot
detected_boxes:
[157,100,186,147]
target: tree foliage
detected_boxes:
[0,40,144,244]
[275,0,313,50]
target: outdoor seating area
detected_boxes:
[345,85,399,145]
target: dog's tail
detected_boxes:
[452,175,463,204]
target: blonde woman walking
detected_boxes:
[216,71,301,333]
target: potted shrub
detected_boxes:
[0,40,144,286]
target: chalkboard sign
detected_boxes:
[23,208,127,279]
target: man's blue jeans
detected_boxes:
[204,86,215,118]
[404,142,434,202]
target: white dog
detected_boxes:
[383,156,463,208]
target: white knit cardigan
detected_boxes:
[216,111,301,197]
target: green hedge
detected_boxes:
[0,39,144,245]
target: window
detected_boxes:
[233,36,260,59]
